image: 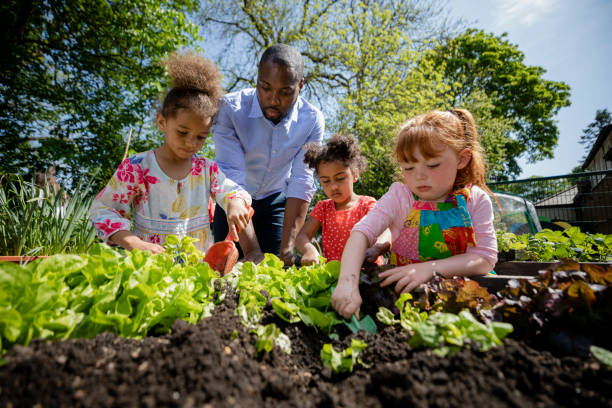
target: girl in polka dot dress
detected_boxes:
[295,134,391,265]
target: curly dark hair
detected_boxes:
[303,134,367,175]
[160,52,224,120]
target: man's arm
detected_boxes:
[212,99,247,188]
[279,197,310,266]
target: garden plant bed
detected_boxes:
[1,245,611,407]
[2,285,611,407]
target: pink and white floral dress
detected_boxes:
[89,150,251,252]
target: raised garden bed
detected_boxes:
[473,261,612,292]
[1,249,610,407]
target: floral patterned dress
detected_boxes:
[89,150,251,252]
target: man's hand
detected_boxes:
[280,197,309,266]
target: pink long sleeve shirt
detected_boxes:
[352,183,498,267]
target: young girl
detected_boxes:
[90,52,252,254]
[295,134,391,265]
[332,109,498,319]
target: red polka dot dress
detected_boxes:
[309,195,382,264]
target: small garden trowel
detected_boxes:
[204,206,254,276]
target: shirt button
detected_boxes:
[272,150,277,154]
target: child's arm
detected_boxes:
[109,230,164,254]
[295,217,322,265]
[364,228,392,263]
[89,158,164,253]
[378,253,492,294]
[331,231,369,319]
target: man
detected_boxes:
[212,44,324,265]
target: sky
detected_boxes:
[449,0,612,178]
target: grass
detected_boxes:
[0,175,97,256]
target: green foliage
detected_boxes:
[377,293,513,356]
[0,175,96,256]
[590,345,612,367]
[252,323,291,357]
[0,239,221,355]
[320,338,370,374]
[428,29,571,179]
[230,255,344,334]
[0,0,201,190]
[496,228,612,262]
[200,0,450,198]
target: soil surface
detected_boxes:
[1,287,611,408]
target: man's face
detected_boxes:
[256,60,304,124]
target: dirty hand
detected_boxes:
[331,281,362,320]
[300,246,320,266]
[279,250,294,267]
[226,199,251,241]
[378,263,434,294]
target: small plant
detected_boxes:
[496,227,612,262]
[320,338,370,373]
[251,323,291,357]
[377,293,513,356]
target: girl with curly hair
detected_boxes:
[295,134,391,265]
[90,52,251,254]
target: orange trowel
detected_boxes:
[204,206,254,276]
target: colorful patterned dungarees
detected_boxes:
[389,187,476,266]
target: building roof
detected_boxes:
[582,124,612,170]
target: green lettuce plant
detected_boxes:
[320,338,370,374]
[496,227,612,262]
[377,293,513,356]
[229,255,344,334]
[0,236,220,355]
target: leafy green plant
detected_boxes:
[590,345,612,367]
[229,255,344,334]
[320,338,370,374]
[0,175,96,256]
[377,293,513,356]
[0,237,221,355]
[251,323,291,357]
[496,227,612,262]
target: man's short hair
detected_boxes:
[259,44,304,81]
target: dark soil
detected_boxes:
[1,287,611,408]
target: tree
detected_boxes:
[427,29,571,179]
[201,0,454,197]
[579,108,611,159]
[0,0,200,189]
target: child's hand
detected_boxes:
[111,231,165,254]
[378,263,434,294]
[300,246,320,266]
[226,199,251,241]
[331,280,362,320]
[364,242,391,263]
[137,242,165,254]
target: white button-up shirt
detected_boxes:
[212,88,325,202]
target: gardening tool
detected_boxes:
[204,206,254,276]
